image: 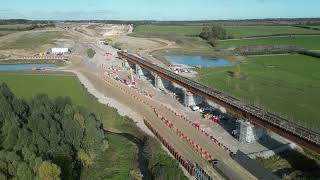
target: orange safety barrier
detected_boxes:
[160,103,234,155]
[143,118,195,176]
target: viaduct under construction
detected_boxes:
[118,51,320,154]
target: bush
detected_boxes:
[199,24,227,47]
[207,37,218,47]
[87,48,96,58]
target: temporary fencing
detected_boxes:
[102,72,217,161]
[144,118,195,176]
[160,103,234,155]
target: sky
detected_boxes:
[0,0,319,20]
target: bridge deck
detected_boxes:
[118,51,320,154]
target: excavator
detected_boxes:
[124,69,137,88]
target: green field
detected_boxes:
[132,25,320,38]
[0,30,18,36]
[0,24,35,37]
[0,74,86,105]
[0,24,33,30]
[0,31,62,50]
[133,25,202,36]
[131,25,215,56]
[197,54,320,130]
[224,25,320,38]
[217,36,320,50]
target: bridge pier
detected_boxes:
[135,64,145,78]
[154,74,166,90]
[183,89,203,107]
[237,120,266,144]
[122,59,130,69]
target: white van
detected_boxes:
[191,106,200,111]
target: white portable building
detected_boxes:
[51,48,70,54]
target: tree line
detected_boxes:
[199,25,229,46]
[0,24,55,31]
[0,83,107,179]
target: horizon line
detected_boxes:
[1,17,320,22]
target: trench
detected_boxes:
[106,131,153,180]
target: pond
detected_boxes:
[165,55,233,67]
[0,64,57,71]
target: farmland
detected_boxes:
[0,24,38,37]
[132,25,201,36]
[0,31,63,50]
[197,54,320,130]
[217,36,320,50]
[0,24,34,30]
[132,25,320,39]
[223,25,320,38]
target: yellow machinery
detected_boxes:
[203,112,210,119]
[39,52,47,57]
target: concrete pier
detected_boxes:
[238,121,266,144]
[183,89,203,107]
[154,74,166,90]
[123,60,130,69]
[135,64,145,78]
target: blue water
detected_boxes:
[0,64,57,71]
[165,55,232,67]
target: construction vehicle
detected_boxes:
[125,69,136,88]
[191,105,200,111]
[203,112,212,119]
[209,116,221,123]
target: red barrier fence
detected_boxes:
[143,118,195,176]
[160,103,234,155]
[103,72,215,161]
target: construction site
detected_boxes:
[0,21,319,179]
[46,23,317,179]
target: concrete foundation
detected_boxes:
[238,121,266,144]
[183,89,203,107]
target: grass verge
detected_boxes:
[81,133,140,180]
[256,150,320,179]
